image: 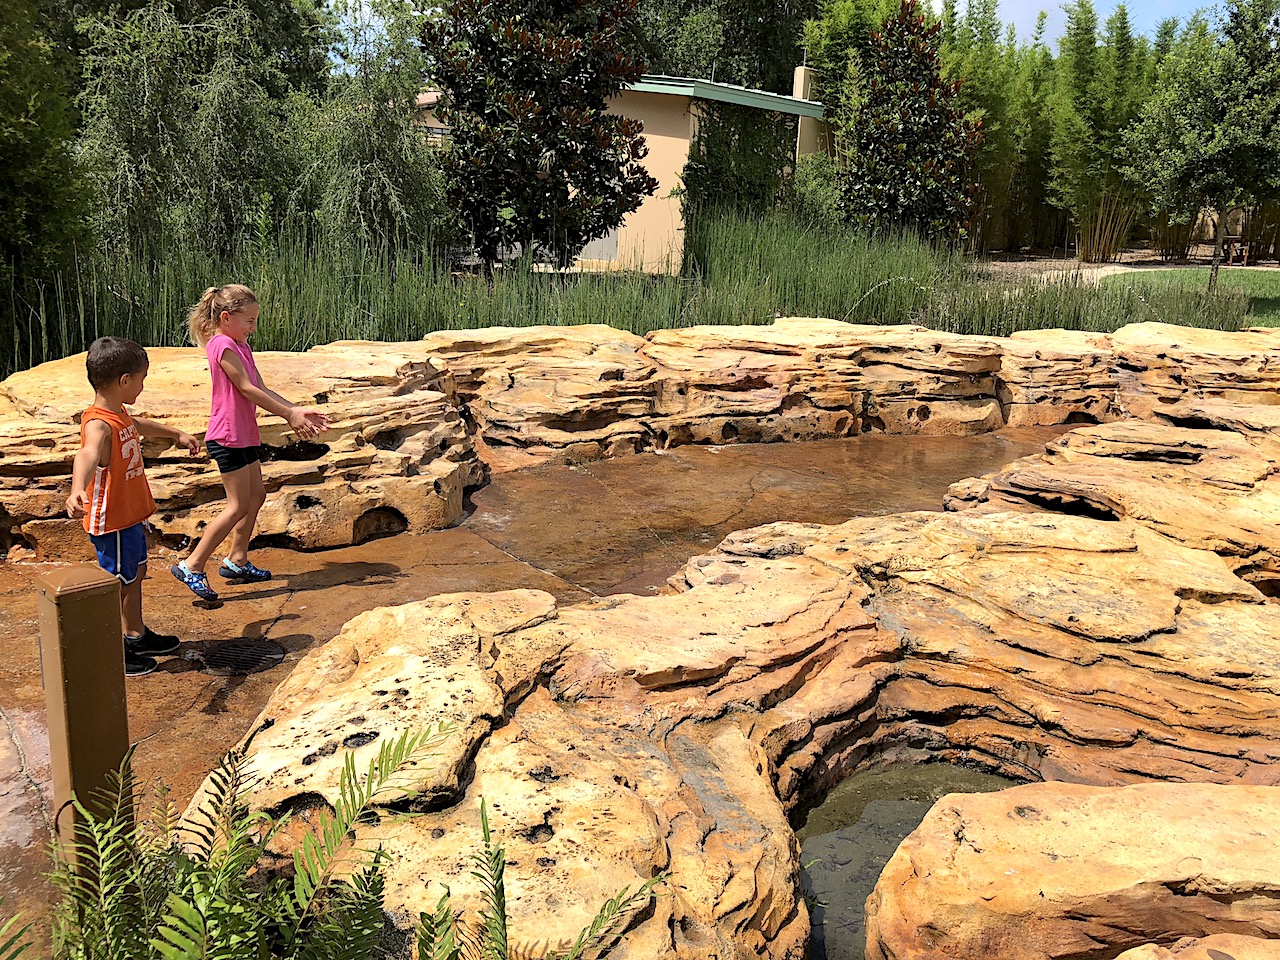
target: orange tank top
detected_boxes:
[80,405,156,535]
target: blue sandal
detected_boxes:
[170,562,219,601]
[218,558,272,583]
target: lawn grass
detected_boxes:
[1098,267,1280,326]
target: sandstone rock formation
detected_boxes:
[0,348,482,556]
[945,418,1280,592]
[12,318,1280,958]
[189,503,1280,956]
[865,782,1280,960]
[1117,935,1280,960]
[6,319,1280,558]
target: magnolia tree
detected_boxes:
[423,0,658,270]
[840,0,982,244]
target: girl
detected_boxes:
[171,284,330,601]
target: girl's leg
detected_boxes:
[184,466,257,573]
[224,462,266,566]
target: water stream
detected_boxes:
[797,764,1016,960]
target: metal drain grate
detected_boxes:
[197,638,286,676]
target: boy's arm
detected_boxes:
[133,416,201,455]
[217,350,330,438]
[67,420,111,518]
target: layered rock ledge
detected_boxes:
[9,318,1280,958]
[0,348,482,557]
[7,319,1280,556]
[188,421,1280,957]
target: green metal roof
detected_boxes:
[629,75,825,118]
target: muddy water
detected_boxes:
[797,765,1016,960]
[466,428,1063,595]
[0,426,1062,944]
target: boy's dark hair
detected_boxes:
[86,337,149,389]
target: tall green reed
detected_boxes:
[0,211,1248,379]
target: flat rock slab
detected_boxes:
[866,782,1280,960]
[947,418,1280,588]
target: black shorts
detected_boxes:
[206,439,262,474]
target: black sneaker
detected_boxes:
[125,649,158,677]
[126,626,180,656]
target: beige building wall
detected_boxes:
[578,90,694,274]
[792,66,829,158]
[416,84,823,275]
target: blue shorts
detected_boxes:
[89,523,148,585]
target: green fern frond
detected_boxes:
[280,726,446,946]
[0,909,31,960]
[293,859,386,960]
[417,889,462,960]
[151,892,210,960]
[471,801,508,960]
[546,874,666,960]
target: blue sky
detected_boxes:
[933,0,1217,42]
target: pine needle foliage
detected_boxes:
[417,801,666,960]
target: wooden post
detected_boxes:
[36,565,130,856]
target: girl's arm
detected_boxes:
[133,416,201,455]
[67,420,111,518]
[217,349,330,439]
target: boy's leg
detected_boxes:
[120,567,144,638]
[90,525,159,675]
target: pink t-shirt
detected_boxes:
[205,334,262,447]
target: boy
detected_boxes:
[66,337,202,676]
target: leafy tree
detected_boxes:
[1123,0,1280,290]
[77,1,298,255]
[1006,14,1064,250]
[637,0,819,92]
[69,0,332,97]
[423,0,658,270]
[799,0,896,191]
[288,0,448,252]
[0,0,88,274]
[941,0,1020,250]
[840,0,982,243]
[800,0,895,116]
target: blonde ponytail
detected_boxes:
[186,283,259,345]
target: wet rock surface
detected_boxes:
[0,428,1050,946]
